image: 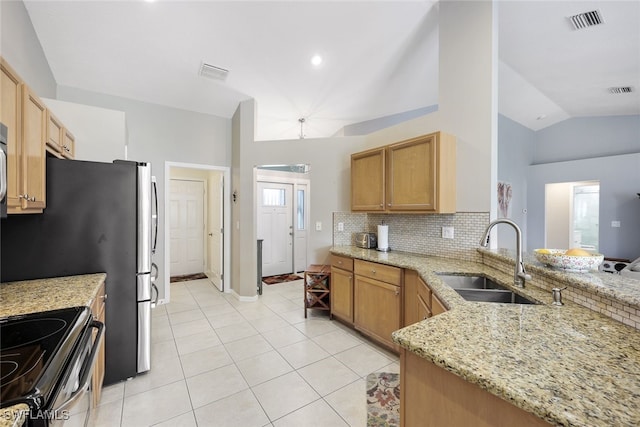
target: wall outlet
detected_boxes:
[442,226,454,239]
[611,220,621,228]
[337,222,344,231]
[315,221,322,231]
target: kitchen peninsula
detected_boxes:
[330,246,640,427]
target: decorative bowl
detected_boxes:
[534,249,604,272]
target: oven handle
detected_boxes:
[53,320,105,413]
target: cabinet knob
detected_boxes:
[371,269,376,274]
[395,289,400,296]
[379,204,383,207]
[388,203,391,206]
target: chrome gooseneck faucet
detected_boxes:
[479,219,531,288]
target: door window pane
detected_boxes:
[297,189,305,230]
[262,188,286,206]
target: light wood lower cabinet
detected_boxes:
[400,349,551,427]
[331,266,354,324]
[354,259,402,350]
[90,282,106,407]
[404,269,447,326]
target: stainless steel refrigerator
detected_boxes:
[1,157,158,385]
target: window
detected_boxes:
[262,188,285,206]
[297,189,305,230]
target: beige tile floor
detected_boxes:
[81,277,399,426]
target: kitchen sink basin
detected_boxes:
[437,274,537,305]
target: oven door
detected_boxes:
[48,320,104,426]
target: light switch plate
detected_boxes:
[442,226,454,239]
[612,220,621,228]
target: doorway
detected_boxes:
[169,179,205,277]
[256,166,310,279]
[257,182,294,276]
[165,163,230,295]
[545,180,600,251]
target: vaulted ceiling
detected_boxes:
[23,1,640,141]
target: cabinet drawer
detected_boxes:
[354,259,401,285]
[331,255,353,271]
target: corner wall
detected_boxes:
[0,0,56,97]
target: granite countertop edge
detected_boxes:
[0,273,106,318]
[330,246,640,427]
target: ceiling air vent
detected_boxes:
[608,86,634,94]
[199,62,229,81]
[568,9,604,30]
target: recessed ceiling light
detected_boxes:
[310,54,323,67]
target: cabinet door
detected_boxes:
[432,294,447,317]
[1,59,23,211]
[46,110,63,156]
[416,293,431,322]
[331,267,353,324]
[351,147,385,211]
[91,283,106,407]
[354,275,401,349]
[21,85,46,211]
[62,129,75,159]
[387,134,436,211]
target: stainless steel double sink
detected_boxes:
[437,274,537,305]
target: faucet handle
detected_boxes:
[552,287,567,306]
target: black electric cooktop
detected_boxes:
[0,306,91,408]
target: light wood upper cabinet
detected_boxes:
[351,147,385,211]
[62,129,75,159]
[1,56,79,214]
[351,132,456,213]
[20,84,47,212]
[1,58,23,211]
[46,109,64,156]
[47,110,75,160]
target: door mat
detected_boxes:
[262,273,303,285]
[366,372,400,427]
[170,273,208,283]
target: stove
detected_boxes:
[0,307,104,426]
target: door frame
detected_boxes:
[256,168,310,276]
[164,162,231,298]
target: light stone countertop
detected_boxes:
[0,273,106,318]
[0,274,106,427]
[330,246,640,427]
[0,405,28,427]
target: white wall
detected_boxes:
[42,98,127,162]
[0,0,56,98]
[58,86,232,302]
[528,153,640,260]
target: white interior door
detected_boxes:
[170,179,205,276]
[257,182,293,277]
[209,173,224,291]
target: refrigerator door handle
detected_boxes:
[0,147,7,201]
[151,283,159,308]
[152,177,158,255]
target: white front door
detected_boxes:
[169,179,205,276]
[257,182,293,277]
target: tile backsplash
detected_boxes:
[333,212,490,262]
